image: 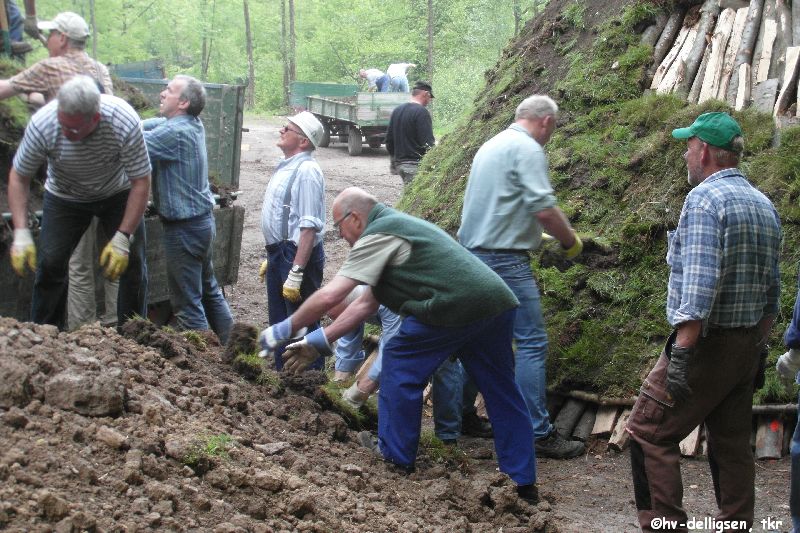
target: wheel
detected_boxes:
[367,138,382,149]
[347,126,363,156]
[319,122,331,148]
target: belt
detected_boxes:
[159,211,211,225]
[468,247,529,255]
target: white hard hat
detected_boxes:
[288,111,324,148]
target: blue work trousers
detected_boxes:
[162,212,233,345]
[389,75,409,93]
[471,250,553,440]
[792,388,800,533]
[265,240,324,370]
[33,190,147,329]
[335,305,402,378]
[378,309,536,485]
[432,358,480,440]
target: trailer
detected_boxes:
[306,91,409,155]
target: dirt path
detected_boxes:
[226,118,793,532]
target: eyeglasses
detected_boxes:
[333,211,352,229]
[282,124,307,138]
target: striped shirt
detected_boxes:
[260,152,325,246]
[143,115,214,220]
[9,49,113,102]
[13,95,151,202]
[666,168,781,329]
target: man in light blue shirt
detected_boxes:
[458,94,584,460]
[143,75,233,344]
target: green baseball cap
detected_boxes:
[672,112,742,150]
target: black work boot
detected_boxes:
[535,430,584,459]
[516,484,539,504]
[461,411,493,438]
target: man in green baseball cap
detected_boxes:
[626,109,781,532]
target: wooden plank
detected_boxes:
[679,426,702,457]
[717,7,750,100]
[608,409,632,451]
[753,77,780,112]
[699,8,738,103]
[354,348,379,383]
[757,18,779,83]
[681,0,723,94]
[648,9,689,87]
[688,44,711,102]
[554,398,587,438]
[592,405,621,436]
[651,24,691,89]
[658,27,699,93]
[771,0,792,79]
[774,45,800,115]
[735,63,752,109]
[727,0,766,104]
[794,0,800,45]
[572,406,597,442]
[755,416,784,459]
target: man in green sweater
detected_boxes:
[259,186,539,503]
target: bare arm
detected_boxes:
[289,275,362,332]
[0,80,20,101]
[675,320,702,348]
[23,0,36,15]
[8,167,32,229]
[536,206,577,248]
[323,288,381,342]
[292,227,316,268]
[118,176,150,235]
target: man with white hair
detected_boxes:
[259,111,327,370]
[458,94,585,460]
[8,75,151,329]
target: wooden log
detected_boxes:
[698,8,738,103]
[753,1,777,84]
[735,63,752,109]
[354,347,379,383]
[592,405,621,436]
[572,406,596,442]
[689,45,712,102]
[770,0,792,79]
[652,25,692,90]
[700,428,708,456]
[608,409,632,451]
[658,27,700,93]
[562,389,636,407]
[641,13,669,48]
[755,416,784,459]
[680,0,722,94]
[774,45,800,115]
[794,0,800,45]
[554,398,587,438]
[783,416,794,457]
[727,0,766,104]
[717,7,749,100]
[756,18,779,83]
[753,77,780,112]
[546,392,567,421]
[679,426,702,457]
[648,9,688,86]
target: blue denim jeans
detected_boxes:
[792,389,800,532]
[432,358,480,440]
[162,212,233,345]
[334,305,402,379]
[376,74,390,92]
[389,75,409,93]
[471,250,553,440]
[33,190,148,329]
[6,0,23,42]
[265,240,324,370]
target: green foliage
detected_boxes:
[562,1,587,29]
[182,330,208,351]
[418,430,467,465]
[183,433,233,467]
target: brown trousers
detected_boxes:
[626,327,760,532]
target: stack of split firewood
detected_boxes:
[644,0,800,118]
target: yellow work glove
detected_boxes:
[563,232,583,260]
[258,259,268,283]
[99,230,131,282]
[282,266,303,303]
[10,228,36,276]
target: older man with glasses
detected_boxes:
[258,111,327,371]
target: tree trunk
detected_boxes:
[697,8,736,104]
[726,0,765,105]
[243,0,255,108]
[513,0,521,37]
[289,0,296,84]
[640,13,668,48]
[427,0,434,80]
[280,0,289,107]
[90,0,97,59]
[679,0,721,95]
[717,7,748,101]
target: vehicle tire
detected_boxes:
[347,126,363,156]
[319,123,331,148]
[367,138,382,149]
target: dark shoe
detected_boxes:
[516,483,539,504]
[461,411,493,438]
[535,430,584,459]
[10,41,33,54]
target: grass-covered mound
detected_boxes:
[401,0,800,403]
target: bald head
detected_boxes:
[333,187,378,218]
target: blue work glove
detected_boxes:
[258,317,306,358]
[283,328,332,374]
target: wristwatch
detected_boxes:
[291,265,304,274]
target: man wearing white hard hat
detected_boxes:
[259,111,327,371]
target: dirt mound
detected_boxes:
[0,317,554,531]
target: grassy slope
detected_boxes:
[400,0,800,402]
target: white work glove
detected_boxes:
[776,349,800,384]
[283,329,331,374]
[282,268,303,303]
[11,228,36,276]
[258,317,307,359]
[258,259,268,283]
[99,231,131,281]
[342,381,371,410]
[24,15,40,39]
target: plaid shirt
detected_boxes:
[666,168,781,328]
[9,49,113,101]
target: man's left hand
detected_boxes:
[99,231,130,281]
[283,329,332,373]
[258,317,306,358]
[283,269,303,302]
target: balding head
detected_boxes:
[332,187,379,246]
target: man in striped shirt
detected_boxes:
[142,75,233,345]
[626,112,782,532]
[8,76,151,330]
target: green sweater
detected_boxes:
[362,204,518,327]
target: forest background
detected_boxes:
[27,0,548,134]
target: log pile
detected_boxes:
[646,0,800,119]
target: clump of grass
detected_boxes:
[183,433,233,468]
[418,430,467,465]
[182,330,207,350]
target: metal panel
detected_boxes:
[289,81,358,108]
[109,60,165,80]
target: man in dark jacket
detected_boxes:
[385,81,435,185]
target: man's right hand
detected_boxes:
[776,349,800,384]
[563,232,583,259]
[24,15,40,39]
[10,228,36,276]
[666,344,693,403]
[258,260,268,283]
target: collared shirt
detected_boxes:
[666,168,781,328]
[9,49,113,102]
[386,63,412,78]
[458,123,557,250]
[364,69,385,90]
[260,152,325,246]
[13,95,151,201]
[143,115,214,220]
